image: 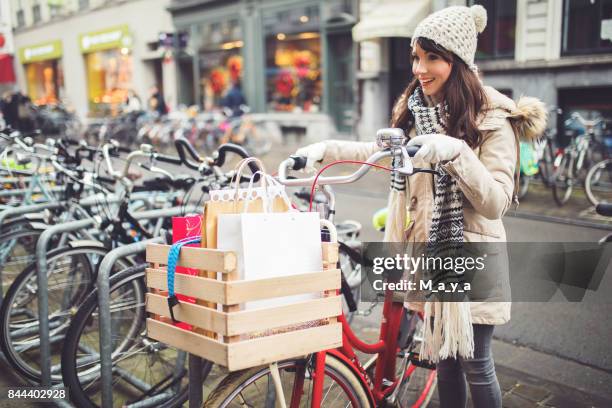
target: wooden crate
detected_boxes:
[144,242,343,371]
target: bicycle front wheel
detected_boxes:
[203,355,371,407]
[585,159,612,207]
[62,264,210,408]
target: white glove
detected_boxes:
[406,134,463,164]
[295,142,327,171]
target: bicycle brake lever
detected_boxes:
[395,146,415,176]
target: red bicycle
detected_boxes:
[203,129,438,407]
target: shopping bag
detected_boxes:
[171,215,202,330]
[217,171,323,310]
[204,157,290,249]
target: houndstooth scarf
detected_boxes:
[407,86,474,363]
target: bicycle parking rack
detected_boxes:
[0,201,64,231]
[36,218,97,387]
[97,236,165,408]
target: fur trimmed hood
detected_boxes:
[479,86,548,141]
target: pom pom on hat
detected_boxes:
[470,4,487,33]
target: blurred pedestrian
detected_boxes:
[222,79,247,116]
[148,85,167,117]
[124,89,142,113]
[294,5,547,408]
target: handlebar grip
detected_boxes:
[290,155,309,171]
[596,203,612,217]
[174,137,202,170]
[405,145,420,157]
[214,143,250,166]
[95,175,116,185]
[156,153,183,166]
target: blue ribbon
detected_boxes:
[166,236,201,322]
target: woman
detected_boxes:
[295,5,547,408]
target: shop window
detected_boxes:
[196,18,244,111]
[26,60,63,105]
[263,5,323,112]
[32,4,41,24]
[470,0,517,59]
[563,0,612,55]
[84,49,133,116]
[16,9,25,28]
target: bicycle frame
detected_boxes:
[277,143,436,407]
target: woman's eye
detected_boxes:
[428,54,438,60]
[412,55,419,61]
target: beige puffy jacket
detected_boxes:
[318,86,548,325]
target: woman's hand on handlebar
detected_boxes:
[406,134,463,163]
[294,142,326,172]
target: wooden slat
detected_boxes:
[322,242,339,264]
[226,323,342,371]
[146,268,227,304]
[225,269,341,305]
[146,293,228,335]
[146,243,237,273]
[146,318,228,366]
[226,296,342,336]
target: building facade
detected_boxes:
[9,0,177,118]
[168,0,358,138]
[353,0,612,141]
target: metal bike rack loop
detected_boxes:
[0,201,63,231]
[97,236,165,408]
[36,218,96,386]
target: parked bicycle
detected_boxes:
[201,128,437,407]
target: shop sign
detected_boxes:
[80,25,132,53]
[19,40,63,64]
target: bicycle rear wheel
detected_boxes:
[203,355,370,407]
[585,159,612,206]
[552,154,575,206]
[0,245,122,383]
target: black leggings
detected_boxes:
[436,324,502,408]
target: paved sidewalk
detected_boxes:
[354,316,612,408]
[508,181,611,229]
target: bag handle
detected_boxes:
[231,157,268,212]
[231,157,266,191]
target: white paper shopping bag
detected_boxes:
[217,211,323,310]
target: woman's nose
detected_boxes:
[413,61,426,75]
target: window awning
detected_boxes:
[352,0,432,42]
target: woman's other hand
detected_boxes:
[407,134,463,163]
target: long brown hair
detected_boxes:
[390,37,488,148]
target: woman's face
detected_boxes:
[411,42,453,102]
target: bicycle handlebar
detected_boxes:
[277,145,422,187]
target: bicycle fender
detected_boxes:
[68,240,107,249]
[27,222,51,231]
[326,349,376,406]
[23,213,50,223]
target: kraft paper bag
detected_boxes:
[203,157,290,249]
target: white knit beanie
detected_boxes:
[411,5,488,72]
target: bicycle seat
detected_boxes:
[596,202,612,217]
